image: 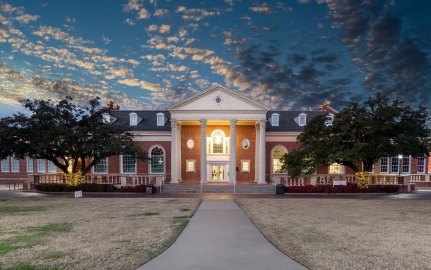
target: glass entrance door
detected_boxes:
[211,165,225,181]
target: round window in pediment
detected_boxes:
[215,96,222,104]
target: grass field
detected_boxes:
[237,198,431,270]
[0,197,200,270]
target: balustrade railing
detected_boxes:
[28,173,165,187]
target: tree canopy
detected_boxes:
[282,94,431,177]
[0,97,148,175]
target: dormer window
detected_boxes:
[271,113,279,127]
[102,113,110,124]
[129,112,137,126]
[324,113,334,126]
[156,113,165,126]
[298,113,307,126]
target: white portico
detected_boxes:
[168,84,269,184]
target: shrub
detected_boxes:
[285,183,399,193]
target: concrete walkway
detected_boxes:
[138,200,307,270]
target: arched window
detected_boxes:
[329,163,344,174]
[271,146,287,174]
[211,129,225,154]
[150,146,165,174]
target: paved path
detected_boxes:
[138,200,307,270]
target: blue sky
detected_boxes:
[0,0,430,116]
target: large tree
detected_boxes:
[0,97,148,175]
[283,94,431,177]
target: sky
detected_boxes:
[0,0,430,116]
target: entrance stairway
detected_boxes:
[162,183,276,194]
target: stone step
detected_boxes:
[162,184,276,194]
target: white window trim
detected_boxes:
[401,155,411,174]
[129,112,137,126]
[11,158,20,172]
[1,157,10,172]
[27,157,34,173]
[390,157,399,174]
[92,157,108,174]
[241,160,250,173]
[156,113,165,126]
[149,145,166,174]
[298,113,307,127]
[417,157,426,174]
[37,159,46,173]
[186,159,195,172]
[48,160,57,172]
[271,113,279,127]
[121,155,137,174]
[329,163,345,174]
[380,157,389,174]
[271,145,288,174]
[102,113,110,124]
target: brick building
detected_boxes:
[1,84,430,187]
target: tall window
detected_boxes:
[380,157,388,173]
[93,158,107,173]
[329,163,344,174]
[402,156,410,174]
[212,129,224,153]
[272,146,287,174]
[122,155,136,174]
[11,158,20,172]
[37,159,46,173]
[27,157,34,173]
[48,161,57,172]
[417,157,425,173]
[1,157,10,172]
[150,147,164,173]
[390,157,399,174]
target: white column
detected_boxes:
[255,122,260,182]
[230,119,237,183]
[170,119,178,183]
[200,119,207,183]
[176,123,182,182]
[258,120,266,184]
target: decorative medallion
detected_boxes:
[186,139,194,149]
[242,138,250,149]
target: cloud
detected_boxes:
[117,78,161,92]
[124,18,136,26]
[123,0,141,12]
[138,8,150,19]
[154,9,168,17]
[15,14,40,24]
[324,0,431,105]
[250,4,272,14]
[176,6,221,21]
[159,24,171,33]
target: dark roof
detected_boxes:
[266,111,327,132]
[109,110,171,131]
[106,110,327,132]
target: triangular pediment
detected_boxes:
[169,84,269,112]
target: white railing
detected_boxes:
[28,173,165,188]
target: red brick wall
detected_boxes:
[236,125,256,183]
[107,141,171,180]
[181,125,201,182]
[0,158,29,180]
